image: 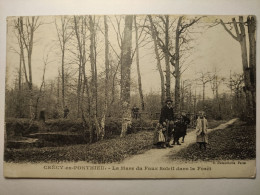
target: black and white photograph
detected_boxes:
[3,14,256,178]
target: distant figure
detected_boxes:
[196,111,208,150]
[64,106,70,118]
[159,98,175,148]
[132,105,139,119]
[39,108,46,122]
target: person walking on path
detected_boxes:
[196,111,208,150]
[159,98,175,148]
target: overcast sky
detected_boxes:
[6,15,244,98]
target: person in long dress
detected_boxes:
[196,111,208,150]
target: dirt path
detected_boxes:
[120,118,238,165]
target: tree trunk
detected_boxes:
[148,15,165,108]
[238,16,253,118]
[134,16,145,111]
[174,16,182,112]
[220,16,254,119]
[120,15,133,137]
[99,15,110,140]
[247,16,256,117]
[202,83,205,108]
[89,15,98,142]
[164,16,171,99]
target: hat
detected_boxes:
[165,98,173,103]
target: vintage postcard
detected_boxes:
[4,14,256,178]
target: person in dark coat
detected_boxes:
[159,98,175,148]
[172,113,182,145]
[181,112,190,143]
[64,106,70,118]
[39,108,46,123]
[132,105,139,119]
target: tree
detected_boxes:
[210,69,225,119]
[15,16,43,118]
[196,71,213,108]
[73,16,90,118]
[99,15,110,140]
[134,16,145,111]
[220,16,255,120]
[55,16,73,108]
[148,15,165,108]
[173,16,201,112]
[120,15,133,137]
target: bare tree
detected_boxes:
[99,15,110,140]
[196,71,213,108]
[34,51,54,119]
[55,16,73,108]
[220,16,255,119]
[173,16,202,112]
[15,16,43,117]
[148,15,165,107]
[134,16,145,111]
[120,15,133,137]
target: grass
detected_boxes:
[172,120,256,161]
[5,130,154,163]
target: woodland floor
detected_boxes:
[4,118,255,163]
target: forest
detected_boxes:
[5,15,256,145]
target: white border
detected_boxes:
[0,0,259,194]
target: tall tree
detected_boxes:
[173,16,201,112]
[134,16,145,111]
[16,16,42,118]
[120,15,133,137]
[148,15,165,108]
[220,16,255,119]
[99,15,110,140]
[55,16,73,108]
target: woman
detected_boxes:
[196,111,208,150]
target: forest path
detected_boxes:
[120,118,238,165]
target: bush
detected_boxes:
[5,118,42,138]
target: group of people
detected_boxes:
[154,98,208,150]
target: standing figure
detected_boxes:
[173,113,182,145]
[64,106,70,118]
[132,105,139,119]
[153,123,166,148]
[159,98,175,148]
[196,111,208,150]
[181,112,190,143]
[39,108,46,123]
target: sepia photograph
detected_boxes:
[3,14,256,178]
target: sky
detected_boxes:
[6,15,244,99]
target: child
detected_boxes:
[196,111,208,150]
[153,123,166,148]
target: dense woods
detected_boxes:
[6,15,256,144]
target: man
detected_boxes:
[64,106,70,118]
[159,98,175,148]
